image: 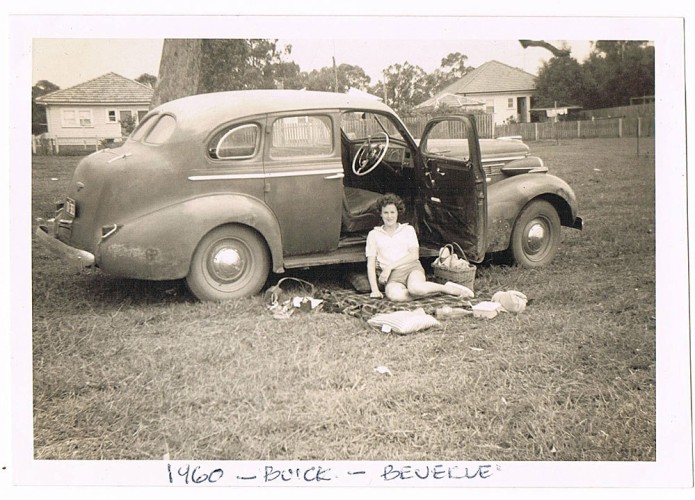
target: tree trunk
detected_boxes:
[151,39,204,108]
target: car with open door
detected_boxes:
[36,89,582,301]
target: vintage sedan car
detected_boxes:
[36,90,582,301]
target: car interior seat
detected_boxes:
[341,186,382,233]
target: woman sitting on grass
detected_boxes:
[366,193,474,302]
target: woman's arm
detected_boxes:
[367,256,383,298]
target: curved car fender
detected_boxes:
[486,173,579,252]
[96,194,283,280]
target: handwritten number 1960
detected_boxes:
[168,463,224,485]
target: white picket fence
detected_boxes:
[32,135,126,155]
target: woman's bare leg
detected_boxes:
[406,270,471,298]
[384,282,412,302]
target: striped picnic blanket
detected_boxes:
[315,287,473,322]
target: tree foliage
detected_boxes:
[135,73,158,89]
[301,63,371,93]
[534,41,654,110]
[534,57,585,108]
[198,39,297,92]
[590,41,655,107]
[374,61,431,114]
[427,52,473,94]
[154,38,654,117]
[32,80,60,135]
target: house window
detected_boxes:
[485,99,495,113]
[61,109,93,127]
[119,110,133,123]
[62,110,76,127]
[507,98,515,109]
[137,110,148,123]
[78,110,92,126]
[107,110,117,123]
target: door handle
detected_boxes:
[324,173,345,180]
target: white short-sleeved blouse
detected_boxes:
[365,223,419,268]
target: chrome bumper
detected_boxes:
[573,216,584,230]
[35,219,95,268]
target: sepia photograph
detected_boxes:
[5,7,692,496]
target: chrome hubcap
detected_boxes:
[526,223,547,254]
[524,220,551,259]
[209,245,245,282]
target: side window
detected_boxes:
[421,120,472,160]
[209,123,260,160]
[269,115,333,158]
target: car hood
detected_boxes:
[414,137,529,159]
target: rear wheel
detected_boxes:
[186,225,270,301]
[509,200,561,268]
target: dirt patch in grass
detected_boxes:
[31,138,655,460]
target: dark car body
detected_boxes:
[36,90,582,300]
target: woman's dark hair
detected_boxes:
[376,193,405,214]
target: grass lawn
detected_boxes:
[30,137,656,461]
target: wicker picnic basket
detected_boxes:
[431,242,476,291]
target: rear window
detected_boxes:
[144,115,176,144]
[130,113,157,141]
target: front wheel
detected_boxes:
[186,225,270,301]
[509,200,561,268]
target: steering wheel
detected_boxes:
[351,132,390,176]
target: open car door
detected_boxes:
[417,115,487,262]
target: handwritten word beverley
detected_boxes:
[381,464,493,481]
[167,463,496,485]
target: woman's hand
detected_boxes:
[378,266,392,284]
[370,290,383,299]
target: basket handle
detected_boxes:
[449,242,469,263]
[275,277,315,296]
[265,277,315,305]
[437,242,469,268]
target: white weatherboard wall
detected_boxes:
[483,93,533,124]
[45,104,148,140]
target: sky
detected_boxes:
[25,14,663,91]
[31,37,594,90]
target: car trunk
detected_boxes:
[54,149,127,255]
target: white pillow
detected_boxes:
[367,308,440,334]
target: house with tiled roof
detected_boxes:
[35,72,154,152]
[416,60,536,125]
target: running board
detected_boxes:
[283,244,439,269]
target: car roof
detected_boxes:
[154,89,395,132]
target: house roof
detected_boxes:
[416,60,536,109]
[413,93,485,113]
[35,72,154,106]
